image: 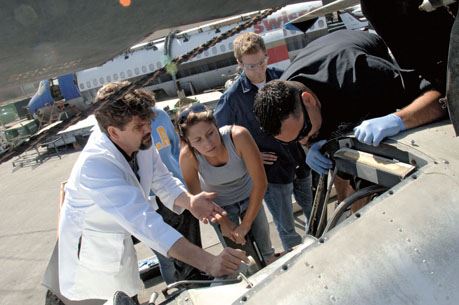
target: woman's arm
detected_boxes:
[231,126,268,240]
[179,145,202,195]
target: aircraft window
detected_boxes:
[86,81,91,88]
[99,77,105,85]
[113,73,119,81]
[79,83,85,90]
[220,45,226,53]
[134,67,140,75]
[212,47,217,55]
[149,64,155,71]
[120,71,126,79]
[141,66,147,73]
[127,69,133,77]
[106,75,112,82]
[228,42,233,50]
[156,62,162,69]
[92,79,98,87]
[204,50,209,57]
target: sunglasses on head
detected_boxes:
[177,103,207,125]
[276,90,312,145]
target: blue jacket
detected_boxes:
[214,68,299,184]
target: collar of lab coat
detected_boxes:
[88,125,154,199]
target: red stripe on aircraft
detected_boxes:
[267,44,289,64]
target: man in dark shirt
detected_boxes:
[214,32,312,251]
[254,30,446,176]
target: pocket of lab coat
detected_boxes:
[79,230,126,273]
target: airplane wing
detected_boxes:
[285,0,360,32]
[1,0,309,90]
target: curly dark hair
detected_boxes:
[254,80,300,136]
[94,81,155,133]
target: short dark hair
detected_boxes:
[94,81,155,133]
[254,80,300,136]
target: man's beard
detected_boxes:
[139,134,152,150]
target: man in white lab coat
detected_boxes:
[58,81,248,304]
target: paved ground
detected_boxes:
[0,148,307,305]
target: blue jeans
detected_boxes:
[213,198,274,260]
[293,169,313,226]
[264,182,302,250]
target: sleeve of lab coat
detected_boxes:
[150,146,187,214]
[78,156,183,256]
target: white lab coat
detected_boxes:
[58,125,186,301]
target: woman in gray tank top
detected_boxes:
[177,104,275,263]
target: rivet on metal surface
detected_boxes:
[311,265,314,269]
[410,159,417,166]
[388,190,394,195]
[407,238,411,243]
[412,174,417,179]
[382,211,386,214]
[282,264,289,271]
[443,160,449,164]
[318,274,321,279]
[324,285,328,290]
[434,161,438,164]
[240,296,248,302]
[305,262,310,267]
[355,213,361,218]
[398,228,403,232]
[319,238,325,243]
[390,219,394,222]
[410,140,417,146]
[330,295,336,302]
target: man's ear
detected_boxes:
[301,91,317,107]
[106,126,120,141]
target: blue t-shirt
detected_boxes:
[151,107,183,183]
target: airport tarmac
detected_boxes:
[0,148,307,305]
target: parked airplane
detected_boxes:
[27,1,372,120]
[65,1,328,102]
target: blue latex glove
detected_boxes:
[306,140,332,175]
[354,114,406,146]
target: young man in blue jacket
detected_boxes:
[214,32,312,251]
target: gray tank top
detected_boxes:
[196,125,253,207]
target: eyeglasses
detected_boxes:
[276,91,312,145]
[241,56,269,70]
